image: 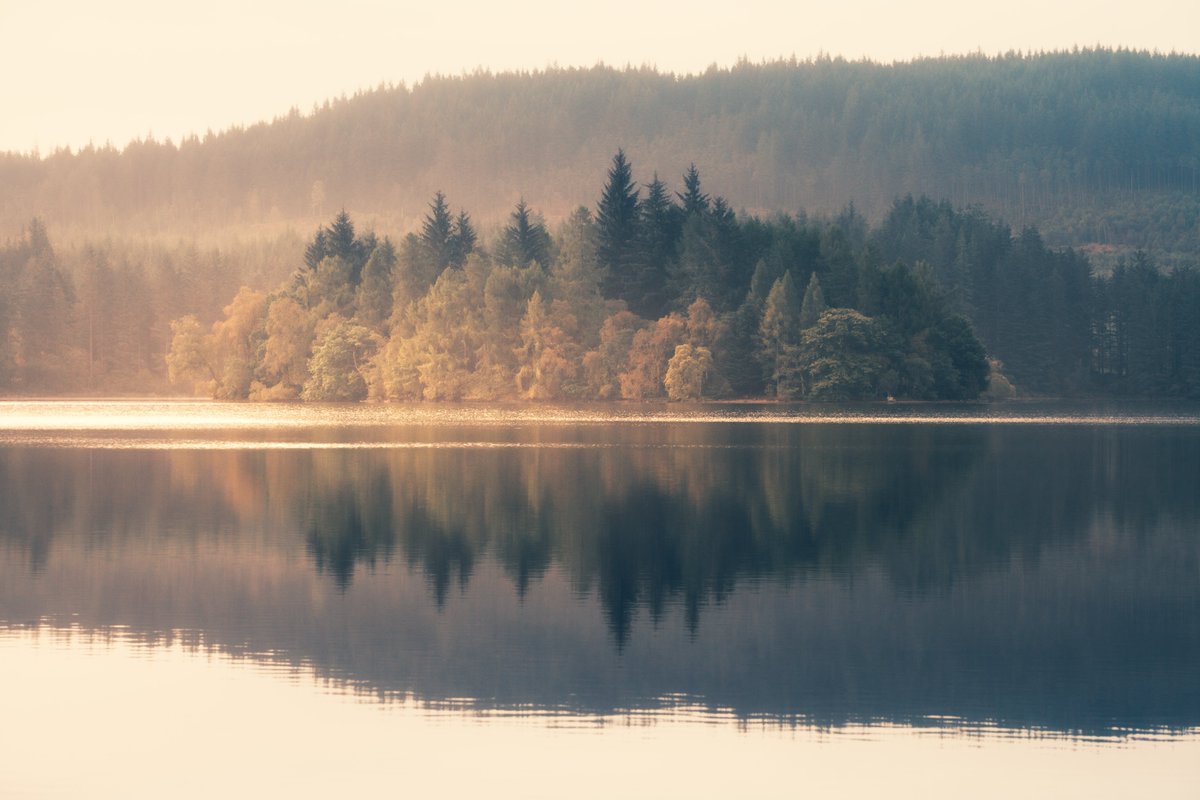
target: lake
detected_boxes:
[1,400,1198,797]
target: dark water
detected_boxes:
[1,401,1198,795]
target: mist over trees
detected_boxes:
[2,50,1198,401]
[109,154,1195,401]
[3,149,1197,400]
[2,50,1198,268]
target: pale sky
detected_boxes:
[2,0,1197,155]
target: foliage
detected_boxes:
[9,51,1200,264]
[496,200,553,269]
[6,124,1198,402]
[790,309,888,401]
[664,344,713,401]
[759,271,801,396]
[302,319,379,401]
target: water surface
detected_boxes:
[1,400,1197,796]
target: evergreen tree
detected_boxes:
[497,199,552,269]
[421,191,456,271]
[758,271,801,395]
[449,209,477,268]
[678,164,710,216]
[356,241,397,330]
[631,174,679,317]
[302,211,375,283]
[596,150,641,305]
[799,272,827,329]
[551,207,608,349]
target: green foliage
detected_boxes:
[759,271,802,396]
[6,142,1195,403]
[791,309,888,402]
[551,207,608,349]
[596,150,641,305]
[416,192,475,274]
[302,319,379,401]
[799,272,827,329]
[304,211,376,283]
[355,242,396,330]
[496,199,552,269]
[12,51,1200,263]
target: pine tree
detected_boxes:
[421,191,455,270]
[678,164,710,216]
[356,241,397,330]
[497,199,552,269]
[632,174,679,317]
[759,271,801,395]
[799,272,827,329]
[449,210,477,268]
[596,150,641,305]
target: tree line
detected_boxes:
[3,50,1198,266]
[3,152,1197,401]
[142,153,1195,402]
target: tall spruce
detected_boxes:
[631,174,679,317]
[421,192,456,271]
[497,199,552,269]
[678,164,710,216]
[759,270,802,395]
[449,210,477,268]
[596,150,641,308]
[799,272,827,329]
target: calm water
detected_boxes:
[1,400,1198,797]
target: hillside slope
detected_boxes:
[3,50,1198,263]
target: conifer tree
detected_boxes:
[356,241,397,329]
[596,150,641,305]
[497,199,552,269]
[632,174,679,317]
[799,272,827,329]
[449,210,477,268]
[421,191,455,270]
[678,164,710,216]
[759,271,801,395]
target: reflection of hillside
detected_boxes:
[1,422,1199,731]
[3,425,1200,639]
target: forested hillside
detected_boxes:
[3,50,1199,265]
[4,151,1196,400]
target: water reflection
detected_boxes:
[1,408,1198,736]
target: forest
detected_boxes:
[3,151,1198,401]
[2,50,1199,268]
[2,50,1198,401]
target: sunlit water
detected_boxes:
[1,400,1198,796]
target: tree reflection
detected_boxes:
[2,421,1199,729]
[305,468,395,591]
[3,423,1199,648]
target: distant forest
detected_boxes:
[3,150,1197,400]
[2,50,1199,266]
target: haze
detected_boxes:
[3,0,1197,155]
